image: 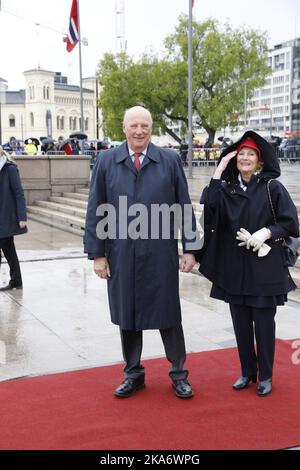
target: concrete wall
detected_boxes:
[14,155,90,205]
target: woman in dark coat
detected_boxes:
[0,146,27,291]
[198,131,299,396]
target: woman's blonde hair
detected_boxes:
[0,145,14,162]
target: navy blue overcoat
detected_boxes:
[84,142,198,330]
[0,161,27,239]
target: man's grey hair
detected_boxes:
[123,106,153,127]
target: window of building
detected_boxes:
[61,116,65,130]
[47,87,50,100]
[85,118,89,131]
[57,116,60,130]
[261,88,271,96]
[273,76,284,84]
[9,115,16,127]
[69,117,72,129]
[273,86,284,94]
[29,86,35,100]
[30,112,34,127]
[73,118,77,130]
[273,96,284,104]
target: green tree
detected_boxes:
[97,17,270,144]
[165,16,270,144]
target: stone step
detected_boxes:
[27,206,85,231]
[49,196,88,209]
[62,192,88,201]
[76,188,90,195]
[26,213,84,237]
[35,200,87,218]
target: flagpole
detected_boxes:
[77,0,84,133]
[187,0,193,178]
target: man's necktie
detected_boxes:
[134,153,142,172]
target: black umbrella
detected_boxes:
[59,139,71,150]
[41,138,55,145]
[25,137,40,146]
[69,132,88,140]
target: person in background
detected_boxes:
[24,139,37,155]
[0,146,27,291]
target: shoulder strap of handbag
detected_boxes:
[266,179,277,224]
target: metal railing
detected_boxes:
[275,147,300,163]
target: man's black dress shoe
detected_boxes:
[232,375,257,390]
[114,378,145,398]
[172,379,194,399]
[0,283,23,292]
[257,378,272,397]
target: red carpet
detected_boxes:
[0,339,300,450]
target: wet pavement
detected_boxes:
[1,217,299,382]
[0,164,300,383]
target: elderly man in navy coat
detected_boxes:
[84,106,199,399]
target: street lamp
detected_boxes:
[244,79,249,131]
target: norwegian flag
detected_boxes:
[66,0,79,52]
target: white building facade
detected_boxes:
[248,38,300,135]
[0,69,100,144]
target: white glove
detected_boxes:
[236,228,251,247]
[257,244,271,257]
[236,228,272,257]
[246,228,271,252]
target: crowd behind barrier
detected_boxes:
[2,140,300,167]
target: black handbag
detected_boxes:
[267,180,300,267]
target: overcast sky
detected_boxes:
[0,0,299,90]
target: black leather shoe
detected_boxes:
[114,378,145,398]
[257,378,272,397]
[232,375,257,390]
[172,379,194,399]
[0,283,23,292]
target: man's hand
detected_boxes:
[19,221,27,229]
[180,254,196,273]
[94,257,111,280]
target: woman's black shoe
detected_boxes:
[0,282,23,292]
[232,375,257,390]
[257,378,272,397]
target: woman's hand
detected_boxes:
[212,150,237,180]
